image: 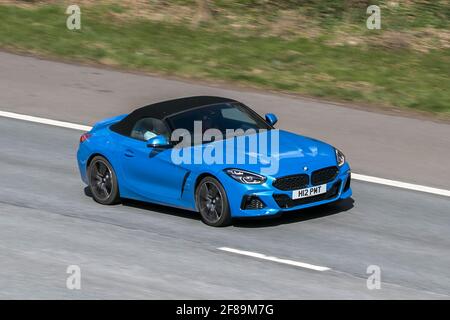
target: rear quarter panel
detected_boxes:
[77,115,127,184]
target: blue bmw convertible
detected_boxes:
[77,96,352,227]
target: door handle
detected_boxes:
[124,149,135,157]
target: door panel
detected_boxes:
[118,137,188,204]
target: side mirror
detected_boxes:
[147,135,171,148]
[265,113,278,126]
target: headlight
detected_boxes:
[335,148,345,167]
[225,169,267,184]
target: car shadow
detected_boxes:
[84,187,354,227]
[84,187,200,222]
[122,199,201,221]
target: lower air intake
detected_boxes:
[241,196,266,210]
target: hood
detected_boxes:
[185,130,337,177]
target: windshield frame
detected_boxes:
[164,102,272,135]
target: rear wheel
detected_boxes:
[88,156,120,205]
[196,176,232,227]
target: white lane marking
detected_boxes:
[0,110,92,131]
[218,247,330,272]
[1,110,449,197]
[352,173,450,197]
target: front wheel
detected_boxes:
[196,176,232,227]
[88,156,120,205]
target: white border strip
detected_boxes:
[0,111,92,131]
[352,173,450,197]
[218,247,330,272]
[1,110,449,197]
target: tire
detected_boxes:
[87,156,120,205]
[195,176,232,227]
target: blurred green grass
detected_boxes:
[0,2,449,114]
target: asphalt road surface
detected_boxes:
[0,52,449,299]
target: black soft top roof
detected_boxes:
[111,96,237,136]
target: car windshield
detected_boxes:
[167,102,271,137]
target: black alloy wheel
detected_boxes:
[88,156,120,205]
[196,176,232,227]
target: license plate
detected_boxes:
[292,184,327,200]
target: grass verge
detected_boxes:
[0,2,449,115]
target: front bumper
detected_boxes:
[220,163,352,218]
